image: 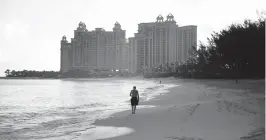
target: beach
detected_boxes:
[0,78,264,140]
[93,79,265,140]
[0,78,174,140]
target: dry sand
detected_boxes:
[92,79,265,140]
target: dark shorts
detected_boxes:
[131,97,139,106]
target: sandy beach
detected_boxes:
[92,79,265,140]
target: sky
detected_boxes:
[0,0,265,76]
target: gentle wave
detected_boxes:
[0,78,176,140]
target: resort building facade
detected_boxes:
[60,14,197,74]
[60,22,127,73]
[128,14,197,73]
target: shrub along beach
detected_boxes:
[4,16,265,80]
[1,14,265,140]
[143,16,265,79]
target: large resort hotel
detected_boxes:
[60,14,197,74]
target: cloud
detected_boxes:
[0,51,8,63]
[4,20,30,40]
[0,51,3,62]
[4,23,14,40]
[0,0,265,77]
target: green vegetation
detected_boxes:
[4,12,265,79]
[4,69,60,78]
[145,13,265,79]
[3,69,132,78]
[62,69,132,78]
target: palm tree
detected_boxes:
[11,70,16,77]
[4,69,10,77]
[22,70,28,77]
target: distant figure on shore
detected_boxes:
[160,81,161,84]
[130,86,139,114]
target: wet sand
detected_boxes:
[93,79,265,140]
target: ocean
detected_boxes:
[0,78,176,140]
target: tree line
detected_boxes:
[145,13,265,79]
[4,69,132,78]
[62,69,132,78]
[4,12,265,79]
[4,69,60,78]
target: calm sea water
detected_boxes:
[0,78,176,140]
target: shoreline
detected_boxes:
[0,76,140,80]
[0,77,60,79]
[0,76,264,80]
[91,79,265,140]
[0,77,166,140]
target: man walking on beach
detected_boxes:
[130,86,139,114]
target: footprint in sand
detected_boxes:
[240,127,265,140]
[183,104,200,122]
[216,100,223,112]
[165,136,203,140]
[187,104,200,116]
